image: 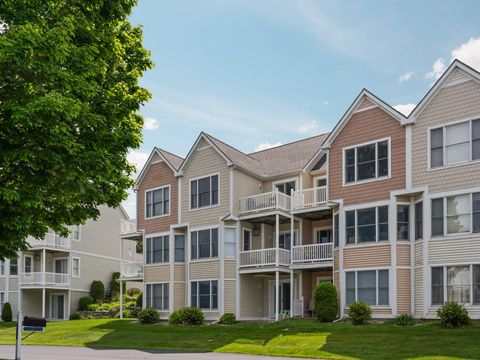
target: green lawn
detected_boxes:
[0,319,478,359]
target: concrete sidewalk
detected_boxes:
[0,345,307,360]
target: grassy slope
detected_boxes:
[0,319,478,360]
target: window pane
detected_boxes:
[415,202,423,240]
[357,144,376,181]
[357,271,376,305]
[224,228,236,257]
[473,119,480,140]
[191,181,197,209]
[473,120,480,160]
[198,177,211,207]
[146,191,152,218]
[431,128,443,148]
[146,284,152,308]
[153,237,163,263]
[446,195,471,233]
[473,193,480,233]
[473,265,480,305]
[346,211,356,244]
[378,206,389,241]
[473,140,480,161]
[357,208,375,243]
[346,272,355,305]
[431,199,444,236]
[431,267,444,305]
[345,149,355,166]
[163,236,169,262]
[211,175,218,205]
[163,188,170,214]
[397,205,409,241]
[211,281,218,309]
[199,281,210,309]
[447,266,470,304]
[163,284,169,310]
[446,122,469,145]
[191,282,197,308]
[378,270,389,305]
[146,238,152,264]
[346,165,355,183]
[378,141,388,159]
[211,228,218,257]
[334,214,339,248]
[285,181,296,196]
[357,144,376,163]
[446,143,470,165]
[175,235,185,262]
[198,230,211,258]
[378,159,388,177]
[431,148,444,168]
[357,161,376,181]
[191,232,197,260]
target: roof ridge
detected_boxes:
[156,147,184,160]
[203,132,262,164]
[248,132,329,155]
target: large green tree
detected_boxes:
[0,0,153,258]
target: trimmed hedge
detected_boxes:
[313,282,339,322]
[169,307,204,325]
[90,281,105,302]
[1,302,12,322]
[78,296,94,311]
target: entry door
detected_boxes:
[51,294,65,320]
[54,259,68,284]
[270,282,291,318]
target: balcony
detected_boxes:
[29,233,71,250]
[21,272,70,288]
[120,219,142,240]
[239,191,291,215]
[292,243,333,264]
[121,262,144,280]
[291,187,327,210]
[239,248,290,268]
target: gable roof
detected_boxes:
[409,59,480,121]
[133,147,184,190]
[177,132,328,179]
[322,89,409,148]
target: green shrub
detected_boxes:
[169,307,204,325]
[90,281,105,302]
[69,312,82,320]
[1,302,12,322]
[347,301,372,325]
[127,287,142,296]
[138,307,159,324]
[136,292,143,308]
[87,303,100,311]
[78,296,94,311]
[218,313,236,325]
[395,313,415,326]
[437,302,470,327]
[313,282,339,322]
[109,272,126,299]
[115,309,132,318]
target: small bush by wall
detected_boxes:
[90,281,105,302]
[138,307,159,324]
[347,301,372,325]
[1,303,12,322]
[395,313,415,326]
[78,296,94,311]
[313,282,339,322]
[69,312,82,320]
[437,302,470,327]
[169,307,204,325]
[218,313,236,325]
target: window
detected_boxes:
[278,232,296,249]
[71,225,80,241]
[431,193,480,237]
[274,180,296,195]
[315,229,332,244]
[345,206,389,244]
[191,280,218,310]
[334,214,339,248]
[0,292,4,311]
[344,139,389,184]
[224,228,236,257]
[191,228,218,260]
[316,177,327,188]
[415,202,423,240]
[174,235,185,262]
[24,256,32,273]
[190,175,218,209]
[243,229,251,251]
[72,258,80,277]
[430,119,480,168]
[432,265,480,305]
[146,283,169,310]
[397,205,409,241]
[345,269,389,306]
[9,259,17,276]
[146,235,169,264]
[0,262,4,276]
[146,186,170,218]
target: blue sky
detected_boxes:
[123,0,480,216]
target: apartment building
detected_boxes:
[0,205,135,320]
[121,59,480,320]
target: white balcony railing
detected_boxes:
[239,248,291,267]
[291,187,327,210]
[29,233,71,249]
[21,272,70,287]
[239,191,291,214]
[292,243,333,263]
[121,262,144,279]
[120,219,138,234]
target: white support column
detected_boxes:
[275,214,280,267]
[290,270,294,318]
[41,288,46,318]
[290,216,295,247]
[422,194,431,317]
[390,196,397,316]
[5,259,10,303]
[219,221,225,316]
[119,277,123,319]
[260,223,265,249]
[235,223,241,319]
[169,228,175,313]
[338,201,346,317]
[67,289,71,319]
[275,270,279,322]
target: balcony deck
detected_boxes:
[120,219,143,240]
[28,233,71,250]
[120,262,144,281]
[239,191,291,217]
[21,272,70,288]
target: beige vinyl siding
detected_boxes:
[144,264,170,282]
[334,271,340,298]
[397,269,411,314]
[189,260,219,279]
[371,308,392,317]
[233,169,262,216]
[429,237,480,264]
[334,250,339,271]
[415,241,423,266]
[224,260,236,279]
[174,282,185,310]
[397,244,411,266]
[240,275,265,318]
[414,266,423,317]
[174,264,185,282]
[412,78,480,192]
[70,253,120,290]
[343,245,391,268]
[224,280,236,313]
[181,145,230,227]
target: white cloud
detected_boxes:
[255,142,283,151]
[399,71,414,83]
[127,150,149,172]
[298,120,317,134]
[426,58,447,80]
[393,103,416,116]
[451,37,480,71]
[143,117,159,130]
[121,189,136,219]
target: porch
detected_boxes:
[21,288,70,320]
[239,190,291,215]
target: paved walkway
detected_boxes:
[0,345,306,360]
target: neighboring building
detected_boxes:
[121,59,480,320]
[0,205,136,320]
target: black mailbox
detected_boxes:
[23,316,47,328]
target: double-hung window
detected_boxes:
[72,258,80,277]
[190,175,218,209]
[430,119,480,168]
[345,206,389,244]
[146,186,170,218]
[0,292,4,311]
[191,280,218,310]
[334,213,339,247]
[224,227,236,257]
[346,270,389,306]
[344,139,389,184]
[9,259,17,276]
[431,265,480,305]
[146,235,169,264]
[191,228,218,260]
[146,283,169,310]
[174,235,185,262]
[431,193,480,237]
[397,205,409,241]
[415,202,423,240]
[0,262,4,276]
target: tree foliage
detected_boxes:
[0,0,153,258]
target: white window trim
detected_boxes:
[72,257,80,278]
[427,117,480,171]
[223,226,237,259]
[345,205,390,246]
[190,227,219,261]
[242,227,252,251]
[145,185,172,220]
[313,175,327,188]
[271,177,300,192]
[313,226,333,244]
[189,173,220,211]
[346,268,390,307]
[190,279,219,311]
[342,137,392,187]
[145,282,170,311]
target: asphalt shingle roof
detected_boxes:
[156,147,184,171]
